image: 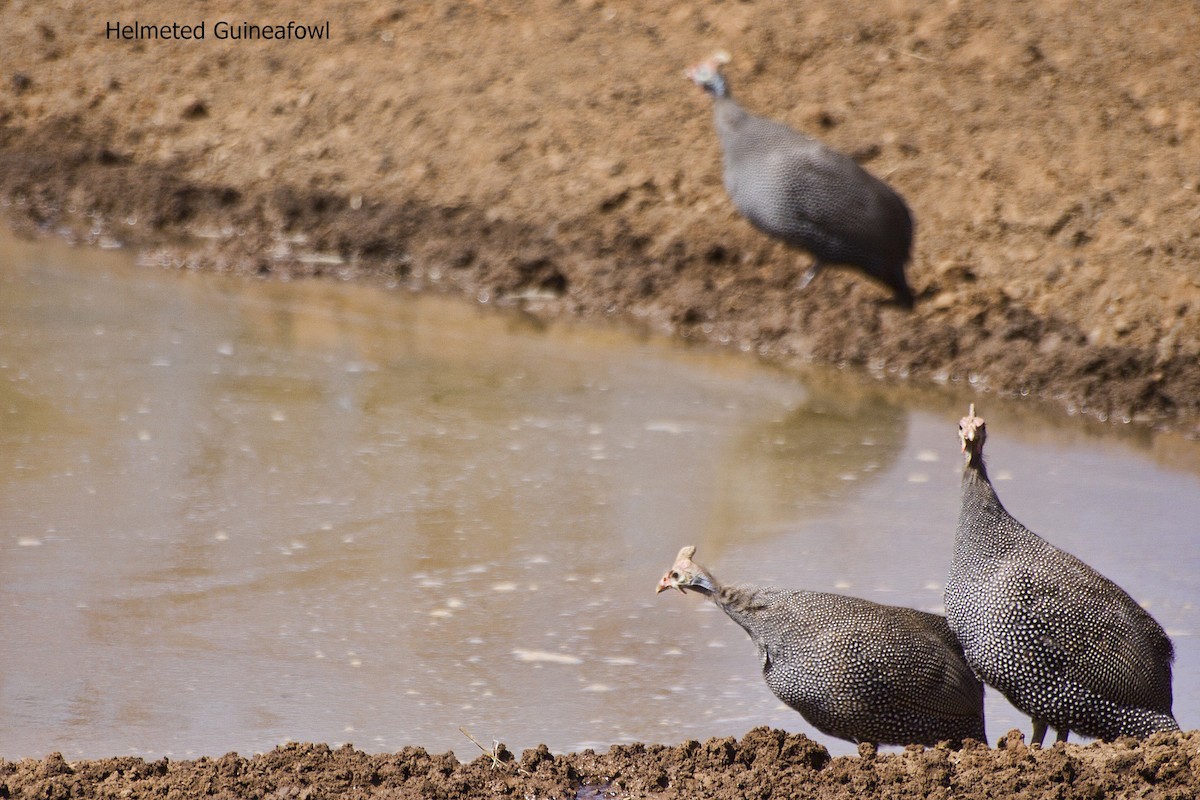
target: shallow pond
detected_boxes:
[1,231,1196,760]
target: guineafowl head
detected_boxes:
[958,404,987,464]
[685,51,731,98]
[656,545,718,595]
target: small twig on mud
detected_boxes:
[458,726,528,774]
[887,45,935,63]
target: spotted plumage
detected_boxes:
[657,546,985,747]
[946,406,1179,745]
[686,52,915,308]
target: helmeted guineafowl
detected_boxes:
[686,52,915,308]
[657,546,986,747]
[946,405,1179,745]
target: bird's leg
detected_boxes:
[1056,728,1069,744]
[1031,719,1048,747]
[798,260,825,290]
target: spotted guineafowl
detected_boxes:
[686,52,915,308]
[657,546,986,747]
[946,406,1179,745]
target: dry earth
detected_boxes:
[1,0,1199,796]
[2,0,1199,431]
[4,729,1200,800]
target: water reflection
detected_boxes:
[704,392,908,557]
[0,230,1196,761]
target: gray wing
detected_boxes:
[1006,553,1174,711]
[726,126,911,266]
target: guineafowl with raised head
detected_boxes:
[686,52,915,308]
[657,546,985,747]
[946,406,1179,745]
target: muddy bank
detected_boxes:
[1,0,1199,432]
[4,728,1199,800]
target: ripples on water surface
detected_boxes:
[0,232,1197,759]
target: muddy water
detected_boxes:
[1,232,1196,761]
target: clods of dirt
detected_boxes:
[3,728,1198,799]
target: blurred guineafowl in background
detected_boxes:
[946,406,1179,745]
[686,52,915,308]
[657,546,986,747]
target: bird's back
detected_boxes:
[714,99,913,292]
[720,586,985,746]
[949,467,1177,739]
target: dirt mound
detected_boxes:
[4,728,1198,799]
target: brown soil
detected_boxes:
[4,729,1199,800]
[2,0,1199,434]
[1,0,1199,796]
